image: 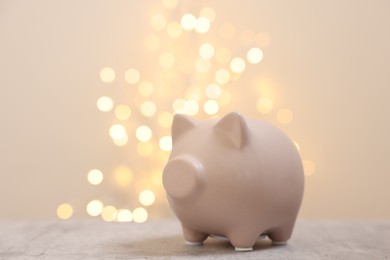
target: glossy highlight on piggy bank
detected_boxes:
[162,112,304,251]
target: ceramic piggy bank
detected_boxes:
[162,112,304,251]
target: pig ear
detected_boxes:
[214,112,247,148]
[172,114,196,143]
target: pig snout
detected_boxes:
[162,155,204,199]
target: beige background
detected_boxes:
[1,0,389,219]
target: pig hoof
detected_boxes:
[185,241,203,246]
[235,247,253,252]
[272,241,287,245]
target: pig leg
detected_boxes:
[182,225,208,245]
[227,229,260,251]
[267,220,295,244]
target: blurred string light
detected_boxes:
[59,0,315,221]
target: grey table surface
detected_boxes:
[0,219,389,259]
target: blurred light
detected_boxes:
[96,96,114,112]
[167,22,182,39]
[124,69,140,84]
[114,105,132,120]
[230,57,246,74]
[218,90,231,106]
[200,7,216,22]
[138,80,154,97]
[162,0,178,9]
[158,112,173,128]
[185,100,199,116]
[159,52,175,68]
[113,166,133,188]
[172,98,186,113]
[204,100,219,115]
[205,84,221,99]
[151,14,167,31]
[57,203,73,220]
[255,32,271,48]
[256,97,273,114]
[195,17,210,34]
[116,209,132,222]
[113,135,128,146]
[159,136,172,152]
[86,200,104,217]
[215,69,230,84]
[139,189,156,206]
[101,205,117,222]
[99,67,115,83]
[181,13,197,31]
[140,101,157,117]
[133,207,148,223]
[87,169,104,185]
[215,48,231,64]
[136,125,152,142]
[109,124,127,140]
[240,29,255,45]
[277,109,294,125]
[303,160,316,176]
[219,23,236,39]
[247,48,264,64]
[195,58,211,73]
[137,142,154,157]
[199,43,215,60]
[144,33,160,51]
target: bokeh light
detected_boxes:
[96,96,114,112]
[230,57,246,74]
[181,13,197,31]
[137,142,154,157]
[116,209,132,222]
[136,125,153,142]
[138,80,154,97]
[139,189,156,206]
[99,67,115,83]
[215,69,230,84]
[113,166,133,188]
[200,7,216,22]
[133,207,148,223]
[199,43,215,60]
[86,200,104,217]
[87,169,104,185]
[114,105,132,120]
[195,58,211,73]
[204,100,219,115]
[167,22,182,39]
[195,17,210,34]
[109,124,127,140]
[185,100,199,116]
[57,203,73,220]
[101,205,117,222]
[256,97,273,114]
[205,84,221,99]
[159,136,172,152]
[124,69,140,84]
[247,47,264,64]
[140,101,157,117]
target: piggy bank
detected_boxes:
[162,112,304,251]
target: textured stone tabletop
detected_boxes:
[0,219,389,259]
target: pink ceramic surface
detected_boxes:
[163,112,304,251]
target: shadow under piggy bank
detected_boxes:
[118,235,287,258]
